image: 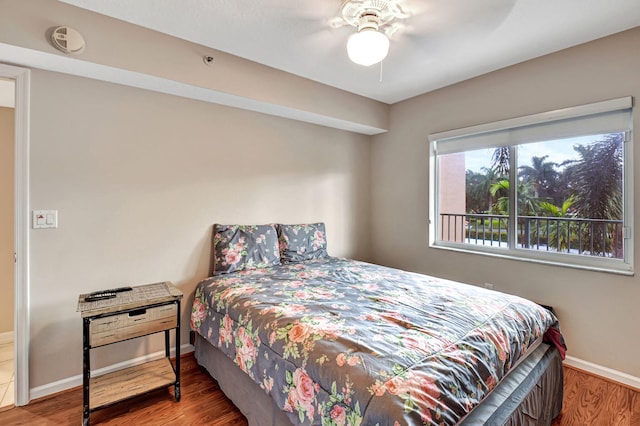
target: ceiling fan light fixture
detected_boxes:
[340,0,408,67]
[347,27,389,66]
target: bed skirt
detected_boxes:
[194,334,563,425]
[459,340,563,424]
[195,333,293,425]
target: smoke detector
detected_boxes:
[50,26,86,55]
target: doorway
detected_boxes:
[0,77,14,410]
[0,64,29,408]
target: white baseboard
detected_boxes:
[29,343,194,401]
[27,347,639,403]
[564,355,640,391]
[0,331,14,345]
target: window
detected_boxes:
[429,97,633,274]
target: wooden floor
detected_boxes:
[0,354,248,426]
[551,366,640,426]
[0,353,637,425]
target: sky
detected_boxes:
[463,133,616,173]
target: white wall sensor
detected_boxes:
[50,26,85,55]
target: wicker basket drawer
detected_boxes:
[90,304,177,347]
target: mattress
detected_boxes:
[191,257,564,425]
[194,334,563,426]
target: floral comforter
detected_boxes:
[191,257,558,426]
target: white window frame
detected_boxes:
[429,97,634,275]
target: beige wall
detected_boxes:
[0,0,389,134]
[371,27,640,377]
[0,106,14,333]
[28,69,371,388]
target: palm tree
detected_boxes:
[565,134,623,220]
[538,195,577,217]
[537,195,578,252]
[490,178,539,248]
[563,134,623,256]
[479,167,501,212]
[466,167,501,213]
[465,170,485,213]
[491,147,509,176]
[518,155,558,198]
[554,161,576,207]
[489,179,538,215]
[489,179,509,214]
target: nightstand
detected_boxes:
[77,281,183,426]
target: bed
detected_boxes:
[190,223,565,425]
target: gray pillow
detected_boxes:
[212,224,280,275]
[277,223,329,263]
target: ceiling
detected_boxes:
[59,0,640,104]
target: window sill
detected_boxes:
[430,241,634,276]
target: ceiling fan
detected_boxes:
[331,0,412,66]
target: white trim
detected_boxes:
[429,96,634,274]
[564,355,640,391]
[428,142,437,247]
[0,331,13,345]
[26,345,640,402]
[0,63,30,407]
[623,126,634,275]
[0,43,387,136]
[430,243,634,276]
[30,343,194,400]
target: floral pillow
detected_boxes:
[212,224,281,275]
[276,223,329,263]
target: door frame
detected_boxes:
[1,63,30,406]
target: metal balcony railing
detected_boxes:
[439,213,624,258]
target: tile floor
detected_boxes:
[0,340,14,410]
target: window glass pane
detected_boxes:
[438,147,510,247]
[516,133,624,258]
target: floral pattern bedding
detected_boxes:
[277,223,329,263]
[191,257,558,426]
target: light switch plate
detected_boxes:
[33,210,57,229]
